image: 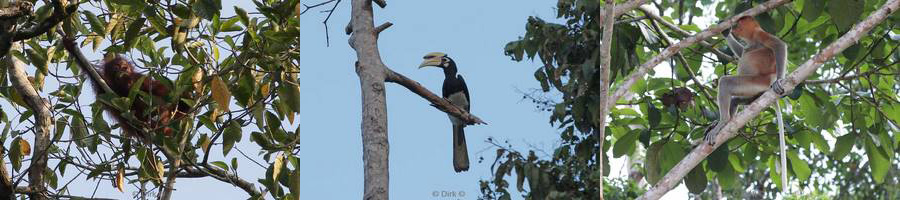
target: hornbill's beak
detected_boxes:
[418,52,447,68]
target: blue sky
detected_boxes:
[296,1,565,199]
[4,1,699,199]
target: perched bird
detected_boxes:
[419,52,471,172]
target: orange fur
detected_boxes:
[705,16,788,144]
[93,56,189,141]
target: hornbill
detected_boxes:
[419,52,471,172]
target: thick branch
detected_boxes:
[637,5,734,61]
[608,0,790,109]
[12,1,79,41]
[384,69,487,125]
[0,1,31,20]
[637,0,900,199]
[5,42,52,200]
[595,0,647,25]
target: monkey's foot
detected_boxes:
[771,79,786,95]
[703,121,722,145]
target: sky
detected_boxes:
[2,1,696,199]
[293,1,690,200]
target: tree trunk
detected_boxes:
[5,41,52,200]
[349,0,390,199]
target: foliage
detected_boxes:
[484,0,900,199]
[0,0,320,198]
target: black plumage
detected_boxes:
[420,53,471,172]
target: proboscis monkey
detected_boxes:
[704,16,787,144]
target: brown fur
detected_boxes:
[92,56,188,141]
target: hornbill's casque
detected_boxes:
[419,52,471,172]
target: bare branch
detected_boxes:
[374,22,392,35]
[373,0,386,8]
[384,69,487,125]
[609,0,790,109]
[638,0,900,199]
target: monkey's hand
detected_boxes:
[703,121,722,145]
[771,79,786,95]
[717,19,732,36]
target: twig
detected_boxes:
[637,5,734,61]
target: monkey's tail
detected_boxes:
[775,99,788,193]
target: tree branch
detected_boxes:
[374,22,392,35]
[186,164,261,197]
[372,0,386,8]
[637,5,734,61]
[595,0,647,25]
[637,0,900,199]
[12,1,79,41]
[594,2,616,200]
[608,0,790,109]
[384,68,487,125]
[5,42,53,200]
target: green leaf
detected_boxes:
[802,0,826,21]
[716,162,737,189]
[123,18,146,49]
[235,6,250,26]
[660,142,686,174]
[9,137,22,171]
[612,130,638,158]
[647,102,661,128]
[644,142,663,184]
[278,81,301,114]
[193,0,222,20]
[211,161,228,170]
[706,142,729,172]
[83,11,106,36]
[787,151,811,181]
[798,94,824,129]
[289,169,301,199]
[832,134,855,160]
[828,0,864,32]
[883,104,900,125]
[864,136,890,183]
[222,121,242,156]
[684,166,707,194]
